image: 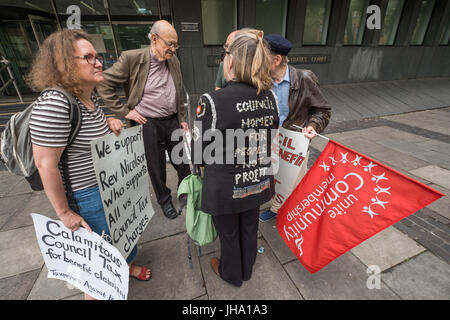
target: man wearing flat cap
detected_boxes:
[259,34,332,222]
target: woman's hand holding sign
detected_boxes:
[107,117,124,136]
[58,208,92,233]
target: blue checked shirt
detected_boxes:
[272,67,290,125]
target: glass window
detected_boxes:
[54,1,118,68]
[55,0,107,16]
[255,0,288,36]
[159,0,172,16]
[81,22,118,69]
[303,0,332,45]
[1,0,53,14]
[55,0,170,17]
[344,0,370,45]
[440,12,450,45]
[0,20,37,91]
[201,0,237,45]
[109,0,162,16]
[410,0,435,45]
[379,0,404,45]
[113,23,153,52]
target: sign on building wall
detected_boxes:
[288,54,331,65]
[207,54,331,67]
[181,22,200,32]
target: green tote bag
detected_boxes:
[178,174,218,246]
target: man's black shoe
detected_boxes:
[161,200,179,220]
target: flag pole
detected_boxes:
[292,124,330,141]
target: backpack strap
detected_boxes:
[40,88,82,209]
[40,87,82,145]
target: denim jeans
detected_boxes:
[68,185,137,263]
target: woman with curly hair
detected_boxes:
[28,29,151,299]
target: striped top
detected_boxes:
[30,90,110,192]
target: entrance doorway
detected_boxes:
[0,15,57,96]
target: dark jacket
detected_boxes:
[282,65,331,133]
[192,81,280,216]
[96,47,186,126]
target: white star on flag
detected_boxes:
[375,186,391,195]
[372,172,389,183]
[329,156,337,165]
[295,237,304,256]
[363,206,379,219]
[363,161,377,173]
[371,196,389,209]
[340,152,349,164]
[352,155,362,166]
[320,162,330,171]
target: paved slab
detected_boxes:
[425,184,450,220]
[137,195,186,244]
[376,138,430,158]
[4,178,34,196]
[382,252,450,300]
[0,171,22,197]
[0,226,43,279]
[1,193,56,232]
[128,233,205,300]
[388,115,450,136]
[0,269,40,300]
[284,252,399,300]
[409,165,450,190]
[321,90,359,122]
[351,226,426,272]
[327,126,429,145]
[0,194,32,229]
[371,148,431,172]
[332,136,387,155]
[27,265,81,300]
[258,218,296,265]
[201,238,302,300]
[416,139,450,157]
[363,82,413,114]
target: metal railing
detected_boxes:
[0,57,24,103]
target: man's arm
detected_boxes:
[96,52,131,119]
[302,70,331,134]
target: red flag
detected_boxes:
[277,139,444,273]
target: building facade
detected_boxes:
[0,0,449,97]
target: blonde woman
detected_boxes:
[192,29,279,287]
[27,29,151,299]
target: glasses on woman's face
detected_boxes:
[220,50,231,61]
[154,33,179,50]
[74,54,104,65]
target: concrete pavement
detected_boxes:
[0,84,449,300]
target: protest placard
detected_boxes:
[271,128,310,212]
[91,125,155,259]
[31,213,129,300]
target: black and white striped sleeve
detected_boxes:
[30,91,71,148]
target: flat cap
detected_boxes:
[264,34,292,56]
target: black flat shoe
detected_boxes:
[161,200,179,219]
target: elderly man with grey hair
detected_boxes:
[97,20,190,220]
